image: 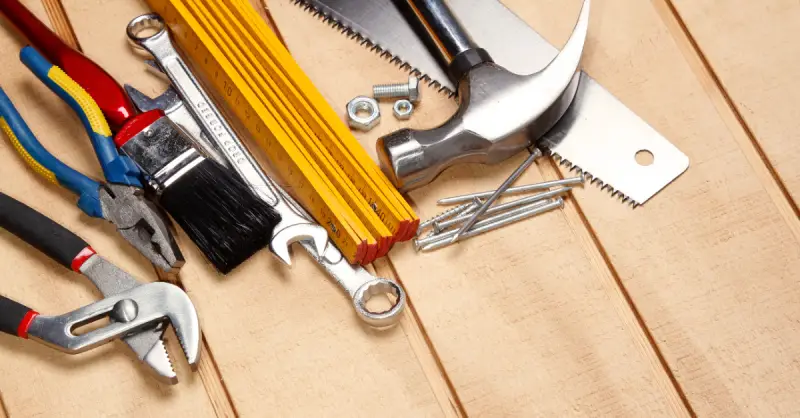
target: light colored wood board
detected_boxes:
[373,258,466,418]
[63,0,444,416]
[269,1,690,416]
[669,0,800,203]
[0,1,214,417]
[509,0,800,415]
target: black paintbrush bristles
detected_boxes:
[160,159,280,273]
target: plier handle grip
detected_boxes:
[0,47,183,272]
[0,191,200,383]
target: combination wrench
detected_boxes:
[126,14,405,327]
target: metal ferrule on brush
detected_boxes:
[118,116,205,192]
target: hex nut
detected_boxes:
[347,96,381,131]
[393,99,414,120]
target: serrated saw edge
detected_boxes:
[292,0,455,96]
[289,0,690,205]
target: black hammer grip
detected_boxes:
[0,192,91,270]
[0,295,34,337]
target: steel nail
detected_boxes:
[415,198,481,236]
[414,197,557,250]
[450,148,542,244]
[421,198,565,252]
[433,187,571,233]
[437,174,585,205]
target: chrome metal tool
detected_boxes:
[126,14,406,327]
[377,0,588,193]
[0,192,200,384]
[126,13,328,265]
[294,0,690,205]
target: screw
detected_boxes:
[433,187,570,233]
[420,198,565,252]
[373,76,420,103]
[415,197,558,250]
[416,198,481,236]
[437,174,585,205]
[450,148,542,244]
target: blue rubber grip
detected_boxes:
[0,88,104,218]
[19,46,143,187]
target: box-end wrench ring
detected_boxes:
[302,241,405,327]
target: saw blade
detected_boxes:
[292,0,689,205]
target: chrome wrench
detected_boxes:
[126,14,405,326]
[126,14,327,265]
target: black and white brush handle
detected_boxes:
[0,192,95,338]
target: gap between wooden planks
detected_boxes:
[505,0,800,415]
[0,392,8,418]
[269,0,691,415]
[273,0,800,415]
[656,0,800,241]
[36,1,236,416]
[667,0,800,207]
[60,1,443,416]
[249,0,466,415]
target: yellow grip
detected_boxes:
[0,117,58,185]
[47,66,112,137]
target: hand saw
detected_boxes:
[292,0,689,205]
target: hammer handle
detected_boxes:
[401,0,493,82]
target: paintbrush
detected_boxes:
[115,109,280,273]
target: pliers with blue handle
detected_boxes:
[0,46,183,273]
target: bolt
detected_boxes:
[433,187,570,232]
[416,198,481,236]
[420,198,564,252]
[373,76,420,103]
[437,174,585,205]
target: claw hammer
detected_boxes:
[377,0,590,191]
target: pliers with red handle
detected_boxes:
[0,191,201,384]
[0,0,136,131]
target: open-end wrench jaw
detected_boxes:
[270,223,329,266]
[377,0,590,191]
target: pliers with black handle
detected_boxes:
[0,191,200,384]
[0,46,183,273]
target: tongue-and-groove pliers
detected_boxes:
[0,191,200,384]
[0,46,183,273]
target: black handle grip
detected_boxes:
[0,192,90,270]
[0,295,34,337]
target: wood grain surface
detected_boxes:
[0,2,214,417]
[0,0,797,416]
[670,0,800,205]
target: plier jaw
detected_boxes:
[99,184,184,273]
[0,46,184,273]
[0,192,200,383]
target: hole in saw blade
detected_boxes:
[635,150,654,166]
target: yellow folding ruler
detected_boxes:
[145,0,418,264]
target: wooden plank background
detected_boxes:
[0,0,797,416]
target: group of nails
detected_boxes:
[415,148,585,252]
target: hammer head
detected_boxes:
[377,0,590,191]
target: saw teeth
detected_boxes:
[293,0,456,97]
[548,150,640,207]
